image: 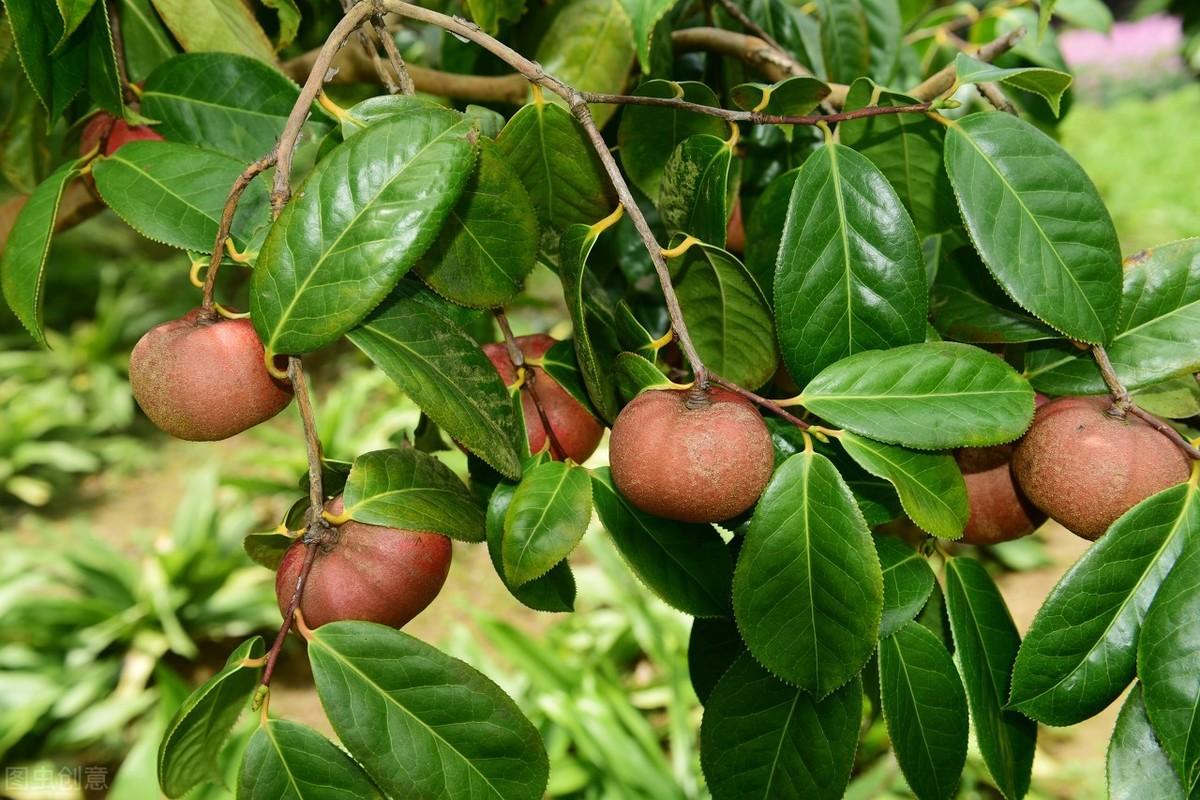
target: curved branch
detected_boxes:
[908,27,1026,101]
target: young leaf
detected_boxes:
[147,0,276,63]
[157,636,264,798]
[835,432,968,539]
[486,481,576,613]
[0,159,83,346]
[559,223,621,422]
[308,621,549,800]
[688,616,745,705]
[701,653,862,800]
[348,282,522,479]
[659,134,734,247]
[733,449,883,696]
[617,80,727,203]
[730,76,831,116]
[775,142,927,385]
[815,0,869,84]
[799,342,1035,450]
[237,718,383,800]
[252,110,477,355]
[943,112,1122,344]
[592,468,733,617]
[876,536,935,638]
[465,0,525,34]
[878,621,969,800]
[502,460,593,586]
[944,558,1036,800]
[414,140,539,309]
[341,448,485,543]
[930,250,1058,343]
[953,53,1073,116]
[1107,684,1187,800]
[743,168,797,304]
[534,0,636,129]
[1009,479,1200,726]
[618,0,679,73]
[92,141,269,252]
[669,243,778,389]
[85,3,123,115]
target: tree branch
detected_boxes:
[201,151,278,312]
[712,0,811,80]
[1092,345,1200,460]
[578,91,930,125]
[908,27,1026,101]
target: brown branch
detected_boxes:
[712,0,809,79]
[709,373,810,429]
[578,91,930,125]
[371,14,415,95]
[1129,406,1200,461]
[494,310,567,459]
[1093,345,1200,460]
[978,82,1017,114]
[671,26,794,84]
[201,151,278,312]
[908,27,1026,101]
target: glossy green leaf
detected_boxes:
[6,0,88,119]
[799,343,1035,450]
[879,621,969,800]
[157,637,264,798]
[1009,479,1200,726]
[415,141,538,309]
[147,0,275,62]
[944,111,1122,344]
[775,142,927,385]
[592,468,733,617]
[55,0,100,44]
[730,76,831,116]
[659,134,734,247]
[617,80,727,203]
[92,141,269,252]
[816,0,869,83]
[340,95,446,135]
[0,159,83,346]
[954,53,1073,116]
[537,338,598,416]
[1024,239,1200,395]
[931,250,1058,343]
[862,0,902,82]
[618,0,678,72]
[237,718,382,800]
[534,0,635,128]
[615,351,674,401]
[944,558,1036,800]
[688,616,744,705]
[836,431,968,539]
[342,448,485,543]
[1107,685,1186,800]
[559,223,620,422]
[85,3,122,114]
[503,461,592,586]
[733,449,883,695]
[348,283,521,479]
[120,0,176,81]
[1135,376,1200,420]
[465,0,525,34]
[252,110,477,355]
[242,531,293,570]
[486,481,576,613]
[308,621,549,800]
[876,536,935,638]
[701,653,861,800]
[669,243,777,388]
[743,168,796,304]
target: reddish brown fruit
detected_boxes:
[483,333,604,462]
[1013,396,1191,540]
[956,444,1046,546]
[129,308,292,441]
[80,113,163,157]
[275,497,451,629]
[609,387,774,523]
[725,196,745,254]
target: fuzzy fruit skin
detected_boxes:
[1013,395,1191,540]
[129,308,292,441]
[609,387,774,523]
[275,497,451,629]
[80,113,163,157]
[956,444,1046,545]
[482,333,604,463]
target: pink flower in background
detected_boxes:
[1061,13,1184,72]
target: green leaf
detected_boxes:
[85,2,122,114]
[0,159,82,346]
[147,0,276,63]
[348,283,522,479]
[1037,0,1057,40]
[6,0,88,119]
[730,76,831,116]
[862,0,902,82]
[659,134,734,247]
[876,536,935,638]
[615,351,674,401]
[92,141,269,251]
[261,0,300,49]
[486,481,576,612]
[944,558,1036,800]
[237,718,382,800]
[943,112,1122,344]
[243,531,294,570]
[1135,376,1200,420]
[342,448,485,543]
[252,110,477,355]
[618,0,678,72]
[537,338,598,415]
[120,0,177,82]
[465,0,525,34]
[414,140,538,309]
[835,431,968,539]
[733,449,883,695]
[1023,239,1200,395]
[142,53,323,162]
[1108,684,1187,800]
[953,53,1073,116]
[701,653,861,800]
[1009,479,1200,725]
[534,0,636,128]
[775,142,927,385]
[930,249,1058,343]
[502,461,593,586]
[799,342,1035,450]
[878,621,969,800]
[308,621,549,800]
[669,243,777,388]
[815,0,869,83]
[157,637,263,798]
[592,468,733,617]
[559,224,620,422]
[689,616,744,705]
[617,80,727,203]
[1051,0,1112,32]
[742,168,796,306]
[55,0,100,44]
[1138,524,1200,793]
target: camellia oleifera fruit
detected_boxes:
[956,444,1046,546]
[609,387,774,523]
[483,333,604,462]
[80,112,163,157]
[275,497,451,629]
[129,308,292,441]
[1013,395,1191,540]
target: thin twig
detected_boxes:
[709,373,810,429]
[908,27,1026,101]
[1129,406,1200,460]
[201,151,278,312]
[371,14,415,95]
[260,539,317,688]
[494,310,567,459]
[1093,345,1200,460]
[578,92,931,125]
[978,82,1017,114]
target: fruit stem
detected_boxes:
[1092,345,1200,460]
[709,373,811,429]
[494,309,568,460]
[201,150,278,311]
